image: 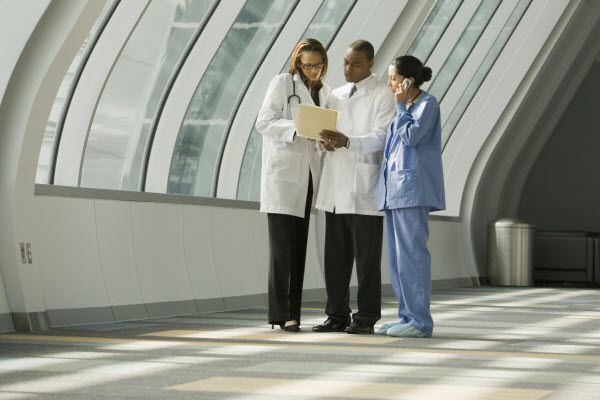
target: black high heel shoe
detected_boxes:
[283,324,300,332]
[283,320,300,332]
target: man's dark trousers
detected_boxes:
[324,211,383,326]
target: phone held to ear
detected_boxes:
[402,78,413,90]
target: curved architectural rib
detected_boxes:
[139,1,220,191]
[231,0,358,201]
[209,1,300,197]
[165,0,298,197]
[144,1,246,194]
[79,0,219,191]
[53,0,151,186]
[408,0,463,63]
[427,0,502,103]
[45,1,120,185]
[441,0,532,146]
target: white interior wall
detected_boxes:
[429,219,470,281]
[0,0,50,323]
[465,0,600,274]
[519,61,600,231]
[29,193,467,325]
[0,0,105,323]
[29,195,326,318]
[0,272,9,326]
[442,0,571,217]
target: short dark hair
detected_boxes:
[349,39,374,61]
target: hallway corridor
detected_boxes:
[1,287,599,399]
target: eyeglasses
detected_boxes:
[299,62,324,71]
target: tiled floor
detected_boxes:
[1,287,600,399]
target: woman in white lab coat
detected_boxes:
[256,38,331,332]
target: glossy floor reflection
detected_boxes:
[1,287,600,399]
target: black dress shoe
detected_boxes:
[344,320,374,334]
[312,318,350,332]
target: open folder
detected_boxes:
[295,104,338,140]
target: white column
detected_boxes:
[0,0,107,329]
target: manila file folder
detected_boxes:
[295,104,338,140]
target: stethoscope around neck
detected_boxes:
[287,79,301,107]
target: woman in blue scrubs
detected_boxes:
[376,56,445,338]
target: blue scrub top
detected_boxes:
[376,91,446,211]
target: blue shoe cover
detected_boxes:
[387,323,427,338]
[376,321,403,335]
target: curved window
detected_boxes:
[407,0,463,63]
[167,0,297,196]
[442,0,532,146]
[36,0,117,184]
[79,0,216,190]
[236,0,356,201]
[427,0,502,101]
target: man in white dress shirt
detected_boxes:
[313,40,395,334]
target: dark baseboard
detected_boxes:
[0,313,15,333]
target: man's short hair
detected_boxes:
[349,39,374,61]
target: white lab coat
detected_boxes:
[256,72,331,218]
[315,74,395,215]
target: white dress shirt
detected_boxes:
[315,74,395,215]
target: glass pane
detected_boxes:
[442,0,532,146]
[407,0,463,62]
[236,0,355,201]
[80,0,215,190]
[167,0,296,197]
[427,0,502,101]
[300,0,352,48]
[35,1,116,184]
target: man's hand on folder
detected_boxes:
[320,130,349,151]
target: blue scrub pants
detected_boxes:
[385,207,433,336]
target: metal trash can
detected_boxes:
[488,219,535,286]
